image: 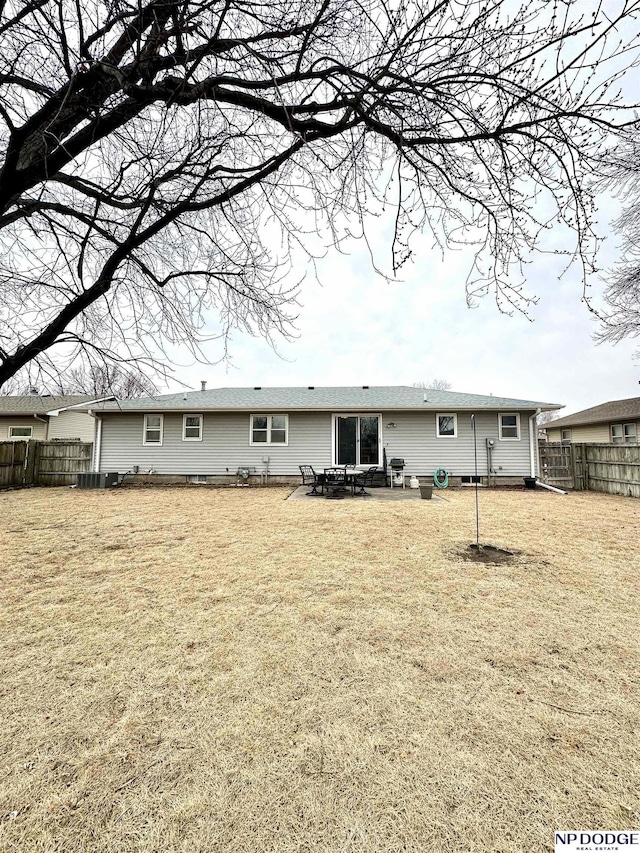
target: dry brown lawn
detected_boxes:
[0,485,638,853]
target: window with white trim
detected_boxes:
[499,413,520,440]
[611,423,637,444]
[250,414,288,445]
[143,414,163,445]
[561,429,571,442]
[183,414,203,441]
[9,426,32,438]
[436,413,457,438]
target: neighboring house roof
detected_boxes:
[0,394,95,416]
[78,386,562,413]
[549,397,640,429]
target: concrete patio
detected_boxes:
[287,485,447,502]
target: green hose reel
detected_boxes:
[433,468,449,488]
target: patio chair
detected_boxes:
[323,466,348,499]
[299,465,325,496]
[352,466,378,497]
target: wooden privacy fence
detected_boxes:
[0,440,30,487]
[572,443,640,498]
[0,440,93,488]
[540,441,640,498]
[539,442,573,490]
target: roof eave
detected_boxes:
[78,403,561,414]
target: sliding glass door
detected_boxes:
[334,415,380,465]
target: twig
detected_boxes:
[114,759,163,793]
[535,699,593,716]
[465,679,486,705]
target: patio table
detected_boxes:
[323,467,376,497]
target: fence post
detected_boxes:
[24,439,36,486]
[32,441,42,485]
[571,444,582,491]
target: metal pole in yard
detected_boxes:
[471,414,479,547]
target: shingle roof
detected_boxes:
[0,394,95,415]
[549,397,640,428]
[82,386,561,412]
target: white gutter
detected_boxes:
[45,395,116,417]
[528,409,540,478]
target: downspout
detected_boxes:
[88,410,102,471]
[33,413,48,439]
[528,409,540,478]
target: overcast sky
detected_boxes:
[164,190,638,418]
[157,8,640,417]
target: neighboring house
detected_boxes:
[0,395,104,442]
[546,397,640,445]
[79,386,562,484]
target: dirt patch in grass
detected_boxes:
[0,487,638,852]
[457,543,516,565]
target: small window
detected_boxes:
[143,414,163,445]
[250,414,288,446]
[499,413,520,440]
[9,426,32,438]
[436,413,457,438]
[561,429,571,442]
[183,414,203,441]
[613,423,637,444]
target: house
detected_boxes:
[79,386,562,485]
[0,394,102,442]
[546,396,640,445]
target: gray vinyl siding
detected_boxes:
[48,410,96,443]
[99,412,332,475]
[98,409,536,476]
[381,411,535,477]
[0,417,48,441]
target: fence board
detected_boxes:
[0,440,93,489]
[539,441,640,497]
[0,441,28,487]
[584,444,640,498]
[33,442,93,486]
[539,442,573,489]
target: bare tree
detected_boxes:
[594,137,640,354]
[537,410,560,426]
[412,379,452,391]
[0,376,27,395]
[1,1,639,389]
[55,365,152,398]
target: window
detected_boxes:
[499,413,520,440]
[436,413,457,438]
[561,429,571,442]
[183,414,203,441]
[611,423,637,444]
[143,414,163,445]
[250,414,288,445]
[9,426,32,438]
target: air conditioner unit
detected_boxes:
[77,472,119,489]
